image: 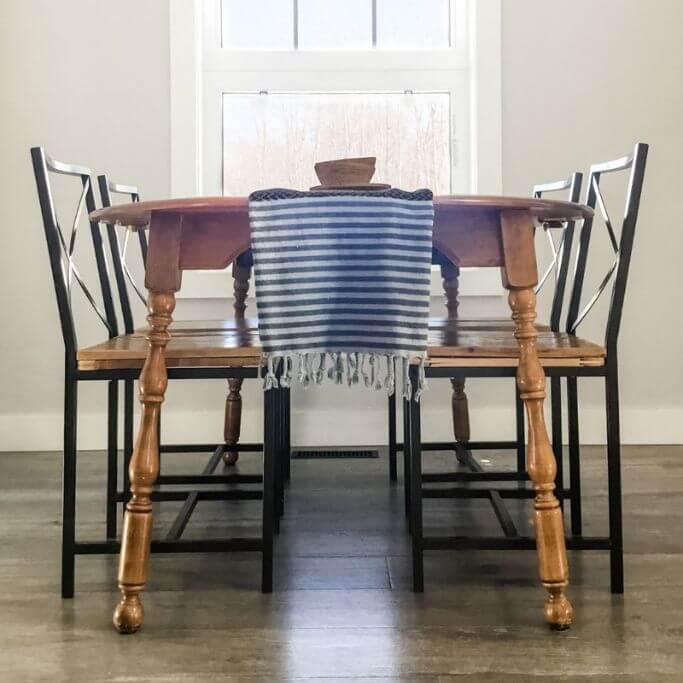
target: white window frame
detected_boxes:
[169,0,503,298]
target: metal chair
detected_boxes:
[97,176,288,535]
[31,147,279,598]
[391,173,583,519]
[406,143,648,595]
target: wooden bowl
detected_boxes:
[314,157,376,187]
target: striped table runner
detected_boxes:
[249,188,434,399]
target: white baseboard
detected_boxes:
[1,404,681,452]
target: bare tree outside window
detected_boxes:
[222,92,451,194]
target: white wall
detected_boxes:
[1,0,681,451]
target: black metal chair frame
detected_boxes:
[31,147,282,598]
[97,175,288,539]
[405,143,648,595]
[389,173,583,526]
[388,174,584,484]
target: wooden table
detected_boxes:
[91,195,592,633]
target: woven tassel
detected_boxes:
[386,355,395,395]
[369,354,376,388]
[402,357,412,401]
[264,355,278,390]
[374,354,383,390]
[361,354,370,387]
[414,357,427,401]
[297,353,307,386]
[301,352,314,387]
[327,352,337,381]
[353,352,360,384]
[334,353,344,384]
[315,353,326,384]
[279,356,292,388]
[345,353,353,387]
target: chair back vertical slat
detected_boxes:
[565,143,649,355]
[532,172,583,332]
[97,175,141,334]
[85,180,119,338]
[565,181,597,334]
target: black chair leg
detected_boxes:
[157,407,162,477]
[388,392,397,482]
[567,376,582,536]
[402,396,411,523]
[551,376,564,512]
[106,381,118,539]
[62,375,78,599]
[283,387,291,482]
[408,370,424,592]
[275,387,284,531]
[605,367,624,594]
[123,379,134,501]
[261,388,276,593]
[515,386,526,474]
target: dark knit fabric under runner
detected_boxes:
[249,188,434,399]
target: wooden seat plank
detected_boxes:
[78,325,603,371]
[427,327,604,360]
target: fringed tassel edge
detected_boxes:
[261,352,427,401]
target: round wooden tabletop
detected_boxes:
[90,195,593,227]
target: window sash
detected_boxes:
[201,72,470,197]
[203,0,469,72]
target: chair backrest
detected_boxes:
[31,147,119,365]
[565,143,648,356]
[97,175,146,334]
[532,172,583,332]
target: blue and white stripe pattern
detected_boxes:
[249,188,434,399]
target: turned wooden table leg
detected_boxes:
[510,287,572,628]
[450,378,470,443]
[502,210,572,630]
[223,255,251,465]
[223,379,243,466]
[441,262,470,444]
[113,290,175,634]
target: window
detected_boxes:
[169,0,502,297]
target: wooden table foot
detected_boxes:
[509,286,572,630]
[113,291,174,634]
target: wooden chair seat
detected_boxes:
[79,325,604,371]
[427,316,551,332]
[427,325,605,367]
[77,329,262,370]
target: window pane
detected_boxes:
[222,0,294,50]
[377,0,450,49]
[222,92,451,195]
[298,0,372,50]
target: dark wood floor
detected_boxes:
[1,444,683,681]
